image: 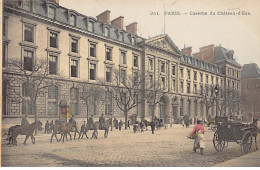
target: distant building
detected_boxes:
[241,63,260,119]
[2,0,242,128]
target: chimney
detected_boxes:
[126,22,137,35]
[96,10,111,24]
[181,46,192,56]
[48,0,59,4]
[111,16,124,29]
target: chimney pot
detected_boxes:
[126,22,137,35]
[111,16,124,29]
[96,10,111,24]
[181,46,192,56]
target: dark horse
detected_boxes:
[11,121,42,146]
[85,118,112,139]
[6,125,20,145]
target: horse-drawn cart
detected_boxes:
[213,116,256,155]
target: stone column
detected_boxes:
[190,99,194,118]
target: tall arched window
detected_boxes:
[22,83,34,115]
[70,88,79,115]
[48,85,58,115]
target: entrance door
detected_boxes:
[160,103,165,120]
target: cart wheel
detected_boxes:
[241,131,252,155]
[213,130,225,151]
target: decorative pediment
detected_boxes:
[145,34,181,55]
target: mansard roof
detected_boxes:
[180,54,222,74]
[4,0,145,47]
[241,63,260,79]
[214,46,242,68]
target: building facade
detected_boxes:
[241,63,260,120]
[2,0,242,128]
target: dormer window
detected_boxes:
[118,32,123,42]
[70,14,76,26]
[48,6,55,20]
[88,21,94,32]
[21,0,32,12]
[131,36,136,45]
[104,27,109,37]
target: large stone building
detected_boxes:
[2,0,242,128]
[241,63,260,120]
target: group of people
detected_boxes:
[44,120,54,133]
[20,114,206,155]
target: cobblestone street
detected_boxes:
[2,124,259,167]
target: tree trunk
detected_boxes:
[124,110,128,130]
[86,102,89,123]
[32,101,38,135]
[152,105,155,121]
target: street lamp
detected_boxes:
[214,85,219,117]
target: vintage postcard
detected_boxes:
[1,0,260,167]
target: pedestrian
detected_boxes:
[99,114,106,130]
[182,118,184,127]
[151,120,156,134]
[119,120,122,131]
[21,114,30,126]
[45,120,50,133]
[80,121,87,139]
[88,115,94,129]
[194,117,197,125]
[115,119,119,129]
[127,120,130,129]
[189,118,205,155]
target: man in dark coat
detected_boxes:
[99,114,106,130]
[127,120,130,129]
[45,120,50,133]
[151,120,156,134]
[80,121,87,138]
[119,120,123,131]
[21,115,29,126]
[69,115,76,124]
[88,115,94,129]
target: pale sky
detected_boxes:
[59,0,260,67]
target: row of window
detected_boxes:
[15,0,136,45]
[227,67,240,79]
[245,83,260,89]
[180,68,223,85]
[227,80,240,90]
[20,84,113,116]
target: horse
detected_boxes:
[59,122,75,142]
[50,122,76,143]
[6,125,20,145]
[85,118,112,139]
[11,121,42,146]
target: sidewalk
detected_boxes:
[215,150,260,167]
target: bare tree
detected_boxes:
[100,69,144,129]
[144,76,166,120]
[199,84,215,118]
[3,58,58,126]
[79,84,105,122]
